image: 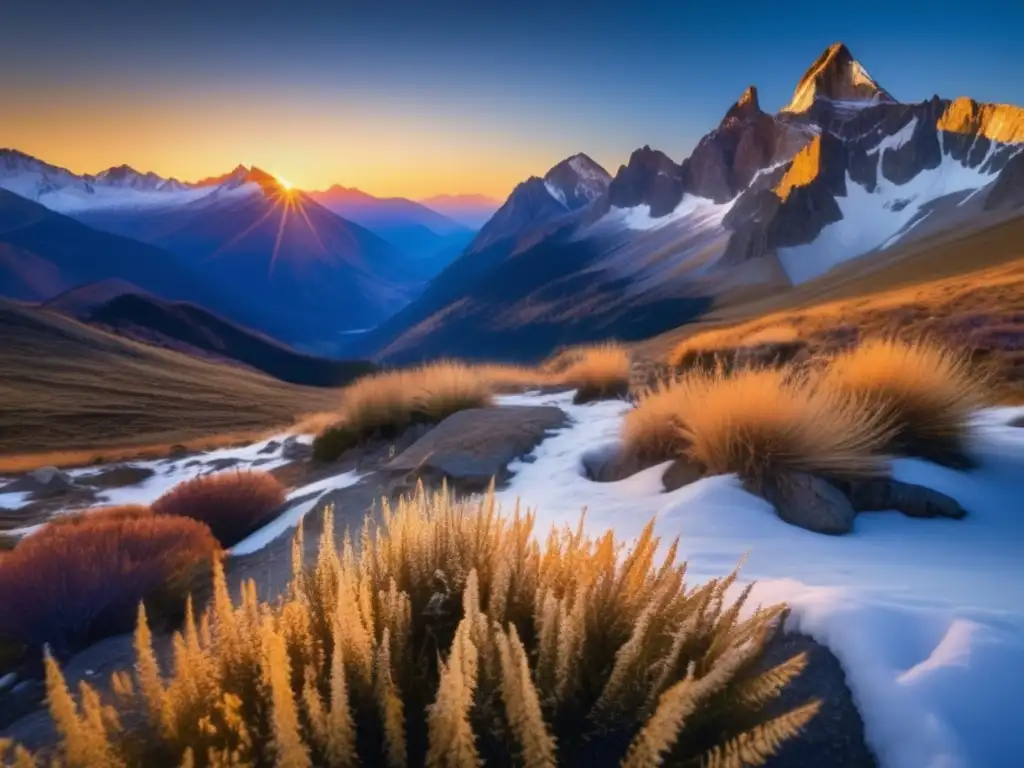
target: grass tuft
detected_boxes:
[820,338,988,466]
[624,368,893,484]
[313,362,493,461]
[19,489,817,766]
[560,344,632,404]
[151,471,286,548]
[0,514,218,661]
[44,505,152,530]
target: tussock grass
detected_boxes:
[25,489,818,767]
[625,368,893,484]
[313,362,493,462]
[152,471,286,548]
[561,343,632,404]
[0,514,218,661]
[820,338,988,466]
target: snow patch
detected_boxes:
[778,152,999,284]
[230,470,361,556]
[609,193,734,233]
[543,180,567,207]
[491,391,1024,768]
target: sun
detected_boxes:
[273,173,293,191]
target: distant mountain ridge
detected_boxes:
[348,42,1024,364]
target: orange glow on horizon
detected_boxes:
[0,87,549,202]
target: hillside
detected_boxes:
[0,300,345,463]
[82,291,377,387]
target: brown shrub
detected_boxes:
[820,338,989,466]
[28,489,819,766]
[624,368,893,484]
[0,515,219,660]
[151,471,286,548]
[313,362,493,461]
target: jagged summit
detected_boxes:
[781,42,896,114]
[722,86,762,124]
[542,152,612,208]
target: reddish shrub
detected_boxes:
[151,470,286,547]
[0,515,219,661]
[44,504,152,529]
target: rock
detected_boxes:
[78,464,155,489]
[572,379,629,405]
[202,457,241,472]
[282,436,313,462]
[754,471,857,535]
[385,406,567,494]
[167,444,188,458]
[661,458,706,492]
[258,440,281,455]
[607,146,686,217]
[837,478,966,519]
[761,632,878,768]
[1010,415,1024,428]
[5,466,77,498]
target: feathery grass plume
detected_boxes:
[820,337,988,466]
[625,366,893,484]
[24,487,816,767]
[0,740,37,768]
[426,618,481,768]
[44,649,123,768]
[326,619,357,767]
[375,628,407,768]
[261,616,311,768]
[497,624,557,768]
[133,603,164,727]
[703,700,822,768]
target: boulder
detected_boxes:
[836,478,966,519]
[753,471,856,535]
[78,464,155,489]
[281,436,312,461]
[1010,415,1024,428]
[258,440,281,455]
[385,406,567,494]
[167,444,189,458]
[5,467,77,498]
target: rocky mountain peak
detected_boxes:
[722,86,762,125]
[782,42,896,114]
[542,153,611,209]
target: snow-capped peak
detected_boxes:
[542,153,612,210]
[781,42,896,114]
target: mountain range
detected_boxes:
[2,41,1023,368]
[346,42,1024,362]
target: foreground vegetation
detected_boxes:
[624,338,987,482]
[313,346,632,461]
[9,489,818,767]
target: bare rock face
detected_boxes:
[384,406,567,493]
[5,466,77,498]
[837,478,966,519]
[781,42,896,114]
[752,471,857,535]
[985,150,1024,211]
[607,146,686,216]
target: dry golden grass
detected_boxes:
[560,343,632,404]
[820,339,989,467]
[43,505,152,530]
[21,488,819,767]
[624,368,893,483]
[313,362,493,461]
[0,301,343,471]
[656,249,1024,402]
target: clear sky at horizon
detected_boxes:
[3,0,1023,199]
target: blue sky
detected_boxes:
[3,0,1022,197]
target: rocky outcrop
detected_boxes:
[837,478,966,519]
[985,150,1024,211]
[384,406,566,493]
[781,42,896,114]
[753,471,857,535]
[607,146,686,216]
